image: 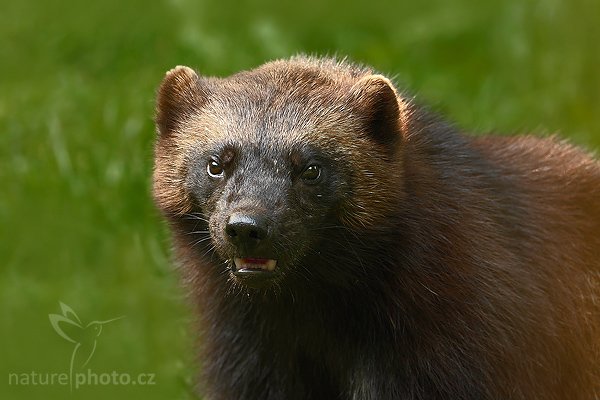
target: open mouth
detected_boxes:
[231,257,279,288]
[233,257,277,272]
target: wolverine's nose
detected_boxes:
[225,213,269,250]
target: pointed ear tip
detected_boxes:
[364,74,396,91]
[159,65,200,99]
[352,74,398,98]
[164,65,198,80]
[363,73,392,82]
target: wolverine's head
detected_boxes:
[153,57,406,289]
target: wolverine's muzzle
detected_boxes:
[225,212,280,286]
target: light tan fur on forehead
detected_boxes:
[154,57,409,224]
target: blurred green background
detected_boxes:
[1,0,599,398]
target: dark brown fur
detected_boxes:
[153,56,600,400]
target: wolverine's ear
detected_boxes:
[155,66,207,135]
[348,75,401,148]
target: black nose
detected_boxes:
[225,213,269,249]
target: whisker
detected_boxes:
[186,230,210,235]
[190,236,213,247]
[309,225,347,231]
[200,243,217,259]
[183,213,210,223]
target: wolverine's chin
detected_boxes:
[230,258,280,288]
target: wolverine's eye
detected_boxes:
[301,165,322,183]
[207,159,224,178]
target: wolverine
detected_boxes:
[152,56,600,400]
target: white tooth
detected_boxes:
[234,258,243,269]
[266,260,277,271]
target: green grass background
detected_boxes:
[1,0,599,398]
